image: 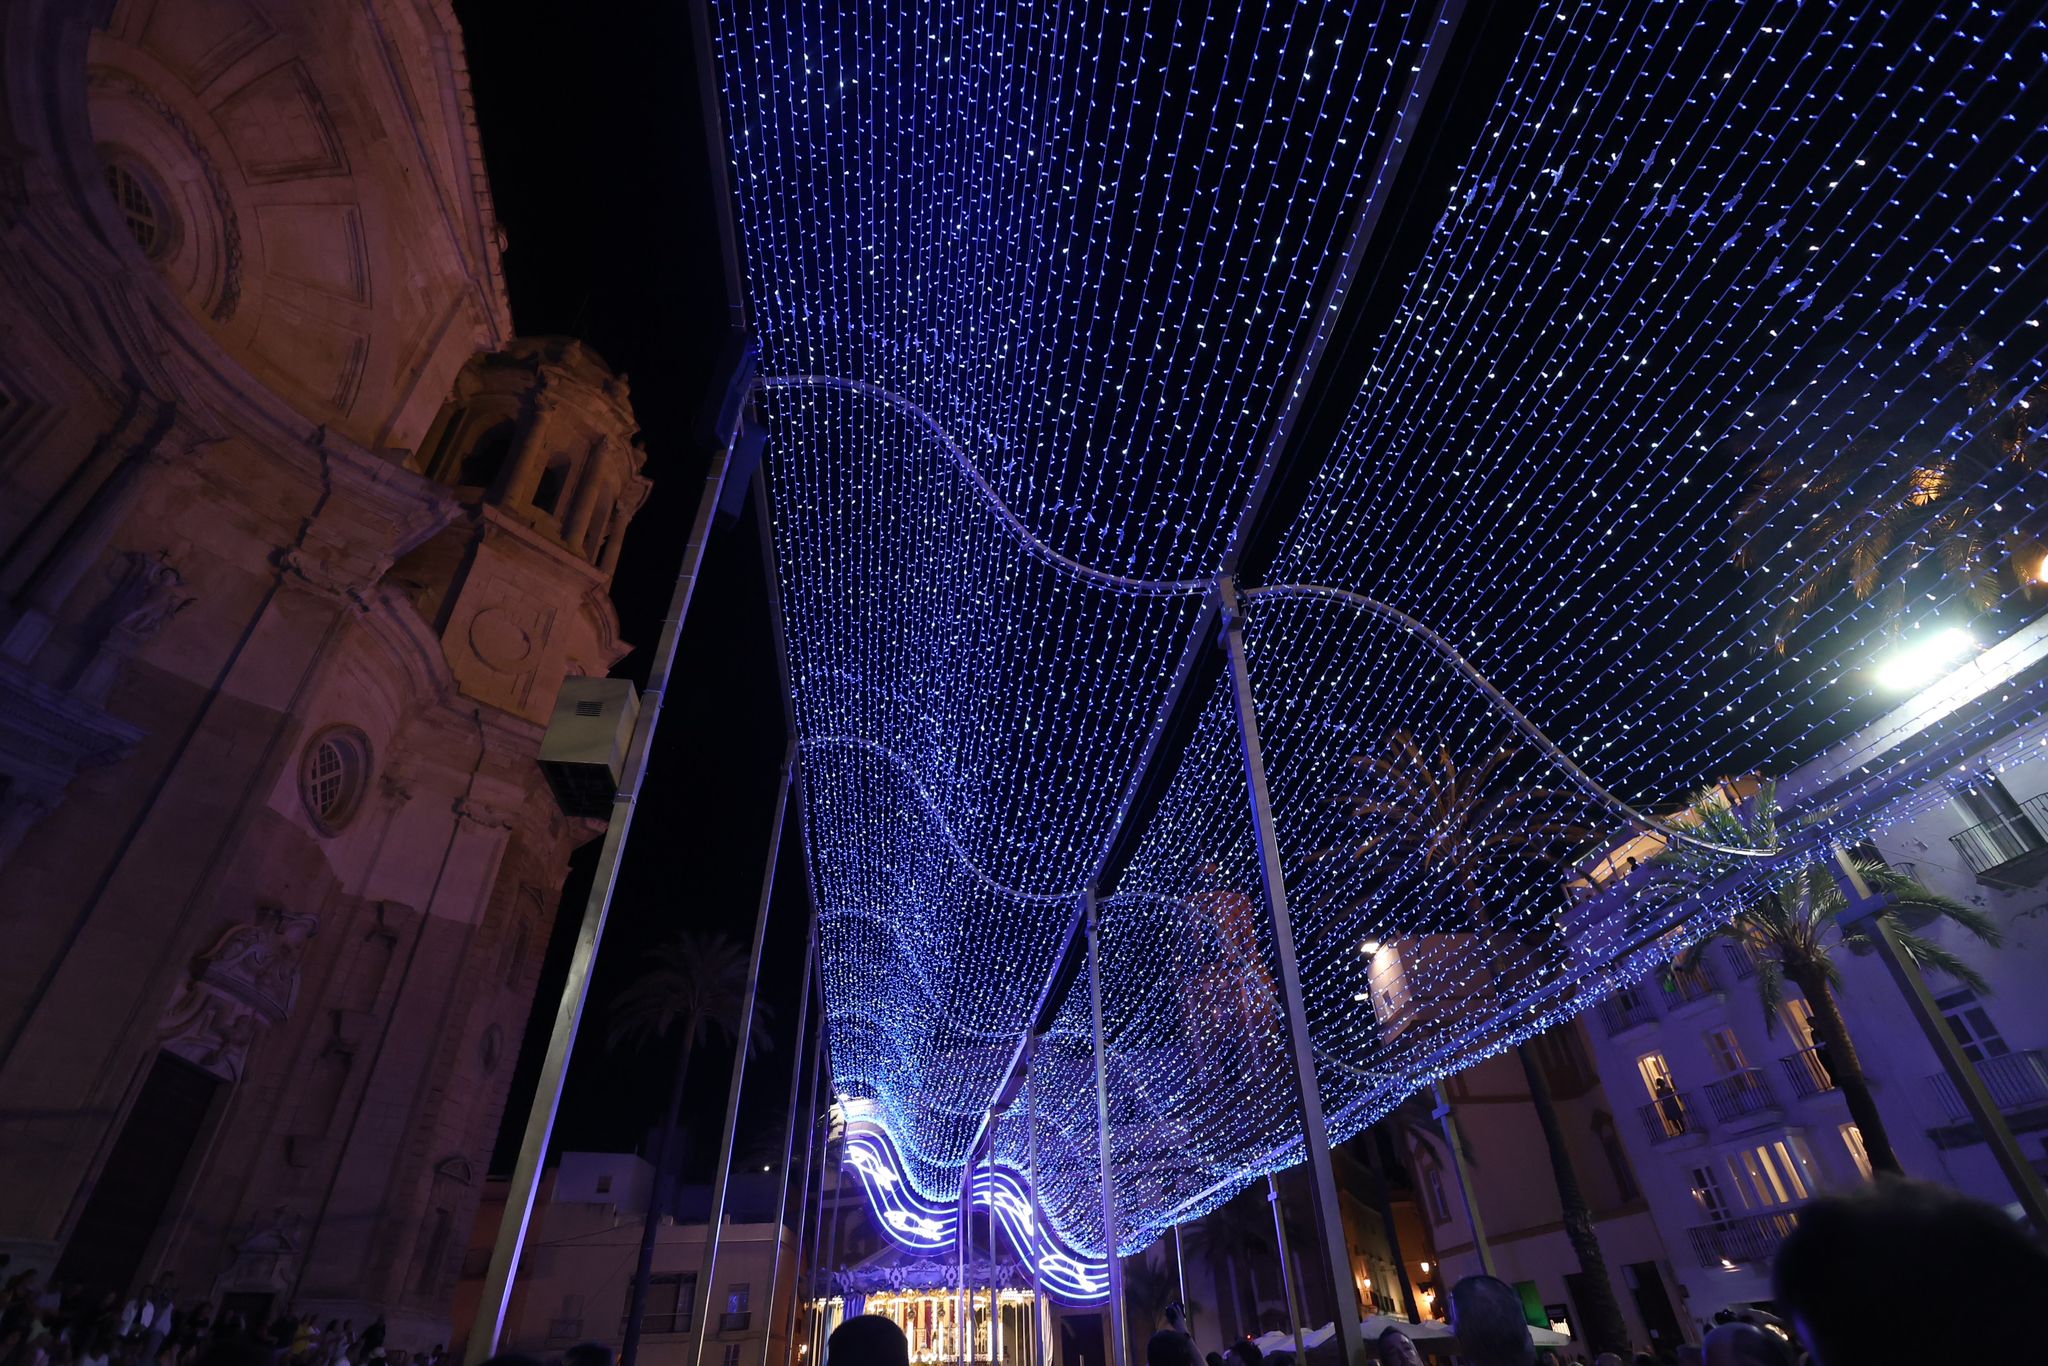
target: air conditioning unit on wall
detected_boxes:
[539,676,640,817]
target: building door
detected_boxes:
[55,1052,221,1294]
[1622,1262,1685,1356]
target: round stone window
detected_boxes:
[101,160,173,260]
[300,726,372,834]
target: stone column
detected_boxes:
[596,503,630,575]
[559,437,610,551]
[498,391,560,508]
[3,434,191,663]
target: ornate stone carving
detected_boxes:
[102,549,196,641]
[213,1205,302,1296]
[159,905,319,1080]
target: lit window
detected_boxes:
[1705,1027,1748,1075]
[1689,1165,1732,1226]
[726,1284,751,1315]
[1782,998,1819,1050]
[1839,1123,1873,1182]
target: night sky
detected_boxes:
[456,3,813,1178]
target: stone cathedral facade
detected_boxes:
[0,0,648,1342]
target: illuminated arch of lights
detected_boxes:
[713,0,2048,1265]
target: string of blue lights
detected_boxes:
[712,0,2048,1286]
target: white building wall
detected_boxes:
[1584,720,2048,1331]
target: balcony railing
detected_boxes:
[1599,990,1657,1036]
[1657,958,1722,1006]
[1928,1048,2048,1123]
[1637,1093,1704,1144]
[1686,1210,1803,1268]
[1704,1068,1779,1123]
[1722,942,1759,981]
[719,1312,752,1332]
[1780,1046,1838,1098]
[1949,794,2048,885]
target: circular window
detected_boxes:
[299,726,372,834]
[102,161,172,260]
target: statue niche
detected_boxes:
[158,906,318,1080]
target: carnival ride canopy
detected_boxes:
[711,0,2048,1265]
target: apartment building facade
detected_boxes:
[1581,726,2048,1329]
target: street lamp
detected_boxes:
[1874,627,1975,691]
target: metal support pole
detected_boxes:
[695,744,799,1366]
[762,935,819,1366]
[466,446,731,1364]
[825,1122,849,1332]
[1217,577,1365,1366]
[959,1134,973,1366]
[1172,1224,1187,1310]
[1828,846,2048,1226]
[1085,891,1130,1366]
[783,972,829,1366]
[1430,1083,1494,1277]
[1024,1035,1048,1366]
[988,1110,1003,1366]
[1266,1176,1306,1363]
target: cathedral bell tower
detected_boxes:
[397,338,649,724]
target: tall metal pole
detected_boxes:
[1024,1035,1048,1366]
[1430,1083,1495,1277]
[1217,577,1366,1366]
[1266,1176,1306,1362]
[1172,1225,1186,1311]
[783,972,829,1366]
[983,1114,999,1366]
[1085,891,1130,1366]
[695,745,798,1366]
[959,1133,973,1366]
[1828,847,2048,1225]
[466,447,731,1364]
[762,935,819,1366]
[987,1110,1004,1366]
[824,1122,849,1341]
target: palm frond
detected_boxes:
[1885,928,1993,995]
[1755,957,1786,1036]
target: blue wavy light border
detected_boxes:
[839,1108,1110,1305]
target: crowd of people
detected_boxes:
[820,1177,2045,1366]
[13,1178,2043,1366]
[0,1279,447,1366]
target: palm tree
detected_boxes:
[1728,336,2042,654]
[1658,783,2001,1174]
[1119,1246,1196,1365]
[1181,1191,1276,1341]
[611,932,772,1366]
[1324,733,1597,928]
[1320,733,1632,1359]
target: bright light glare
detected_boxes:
[1876,628,1976,691]
[1360,939,1383,956]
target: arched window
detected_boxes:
[103,162,170,259]
[533,456,570,515]
[458,421,515,492]
[300,726,372,835]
